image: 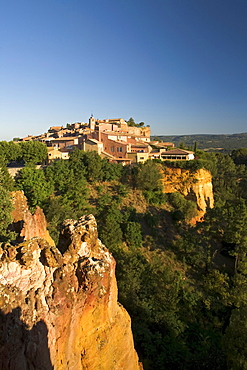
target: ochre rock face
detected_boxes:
[0,207,141,369]
[162,167,214,221]
[10,190,55,246]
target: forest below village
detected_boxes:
[1,140,247,369]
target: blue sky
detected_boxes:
[1,0,246,141]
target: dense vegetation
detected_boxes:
[0,140,47,165]
[2,141,247,369]
[153,133,247,152]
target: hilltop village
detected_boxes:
[19,116,195,164]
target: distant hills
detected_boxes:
[152,133,247,152]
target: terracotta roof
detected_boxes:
[49,126,63,131]
[49,137,78,141]
[163,149,194,155]
[131,143,149,147]
[100,151,116,159]
[100,130,128,135]
[107,139,128,146]
[127,138,140,144]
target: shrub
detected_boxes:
[168,193,198,221]
[122,221,142,248]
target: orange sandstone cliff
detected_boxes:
[0,193,141,369]
[162,167,214,220]
[10,190,55,246]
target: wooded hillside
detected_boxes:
[1,144,247,369]
[153,132,247,152]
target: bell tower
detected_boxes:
[89,114,95,130]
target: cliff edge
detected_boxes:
[0,193,141,369]
[162,167,214,221]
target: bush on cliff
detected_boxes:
[16,166,54,210]
[0,185,13,242]
[168,192,198,221]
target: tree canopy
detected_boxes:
[127,117,146,127]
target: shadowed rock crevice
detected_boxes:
[0,307,53,370]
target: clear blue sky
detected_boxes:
[1,0,246,141]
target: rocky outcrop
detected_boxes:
[162,167,214,220]
[10,190,55,246]
[0,197,141,369]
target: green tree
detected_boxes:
[97,203,123,250]
[122,221,142,249]
[0,141,21,164]
[222,199,247,275]
[70,149,103,182]
[126,118,145,127]
[101,159,122,181]
[43,156,90,239]
[223,306,247,370]
[43,196,75,244]
[45,159,73,194]
[173,231,205,267]
[16,166,54,209]
[115,247,190,369]
[44,157,90,219]
[136,161,163,191]
[19,141,47,165]
[0,160,15,191]
[143,189,167,206]
[239,172,247,200]
[61,175,89,218]
[213,153,238,205]
[168,192,198,221]
[232,148,247,166]
[127,117,136,126]
[96,192,112,215]
[0,185,13,242]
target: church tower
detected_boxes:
[89,115,96,130]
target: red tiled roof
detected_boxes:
[164,149,194,155]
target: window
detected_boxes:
[117,147,123,152]
[111,146,114,152]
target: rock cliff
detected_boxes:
[10,190,55,246]
[162,167,214,221]
[0,193,141,369]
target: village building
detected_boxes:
[41,136,79,150]
[20,135,37,142]
[21,115,194,165]
[159,149,195,161]
[81,138,104,155]
[127,152,150,164]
